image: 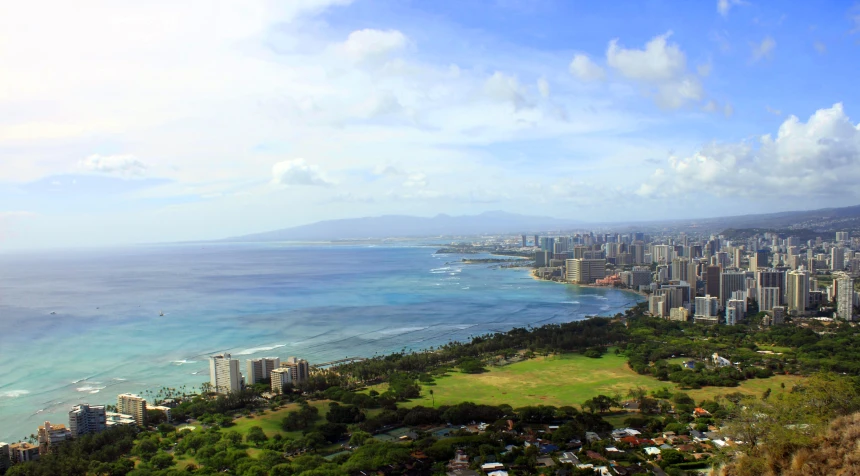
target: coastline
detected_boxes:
[530,268,650,300]
[0,244,645,443]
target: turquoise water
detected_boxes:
[0,243,641,441]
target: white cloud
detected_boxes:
[78,154,147,177]
[484,71,528,109]
[813,41,827,54]
[340,29,408,61]
[403,173,428,188]
[717,0,745,17]
[766,105,782,116]
[697,61,712,77]
[703,100,718,112]
[568,54,605,81]
[605,32,703,109]
[537,77,551,98]
[607,32,685,82]
[723,103,734,118]
[637,103,860,199]
[271,159,333,187]
[751,36,776,62]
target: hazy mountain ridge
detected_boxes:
[225,205,860,242]
[227,211,583,241]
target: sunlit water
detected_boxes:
[0,242,642,441]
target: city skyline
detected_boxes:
[1,0,860,249]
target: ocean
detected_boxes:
[0,242,642,441]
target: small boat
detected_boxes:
[159,310,165,316]
[50,311,56,315]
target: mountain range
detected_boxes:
[225,205,860,242]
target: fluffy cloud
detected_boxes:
[751,36,776,62]
[484,71,528,109]
[717,0,745,17]
[340,29,408,61]
[537,77,550,98]
[607,32,686,81]
[78,154,147,177]
[271,159,333,187]
[813,41,827,55]
[403,173,427,188]
[637,103,860,199]
[568,54,605,81]
[606,32,703,109]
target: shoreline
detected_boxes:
[530,268,649,300]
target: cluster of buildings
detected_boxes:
[1,354,311,469]
[443,405,733,476]
[529,231,860,324]
[0,394,151,469]
[209,354,310,395]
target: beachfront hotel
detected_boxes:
[116,394,147,426]
[36,421,71,455]
[209,353,242,394]
[270,367,294,394]
[280,356,310,383]
[68,404,107,437]
[246,357,280,385]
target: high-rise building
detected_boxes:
[36,422,71,455]
[669,307,689,322]
[8,443,39,464]
[565,259,606,284]
[757,269,785,306]
[786,269,810,314]
[539,237,555,252]
[521,235,527,247]
[705,266,721,298]
[726,299,745,326]
[270,367,294,394]
[210,353,242,394]
[734,248,743,268]
[671,258,695,283]
[836,274,855,321]
[0,442,9,472]
[533,235,540,248]
[720,270,747,309]
[836,231,849,243]
[656,285,686,310]
[630,267,652,289]
[694,295,720,324]
[832,247,845,271]
[116,394,147,426]
[246,357,280,385]
[631,244,645,264]
[281,357,310,384]
[752,250,769,269]
[68,404,106,437]
[759,287,781,312]
[648,295,666,317]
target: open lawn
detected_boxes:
[397,351,805,409]
[229,400,331,438]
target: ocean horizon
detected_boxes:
[0,242,642,442]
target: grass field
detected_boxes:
[396,352,804,409]
[229,400,331,438]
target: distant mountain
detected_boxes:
[227,211,583,242]
[611,204,860,235]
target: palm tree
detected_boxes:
[429,389,435,408]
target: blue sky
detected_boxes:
[1,0,859,248]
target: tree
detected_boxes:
[349,431,373,447]
[149,452,175,470]
[429,389,435,408]
[246,426,268,446]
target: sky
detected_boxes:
[1,0,860,249]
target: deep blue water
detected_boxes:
[0,242,642,441]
